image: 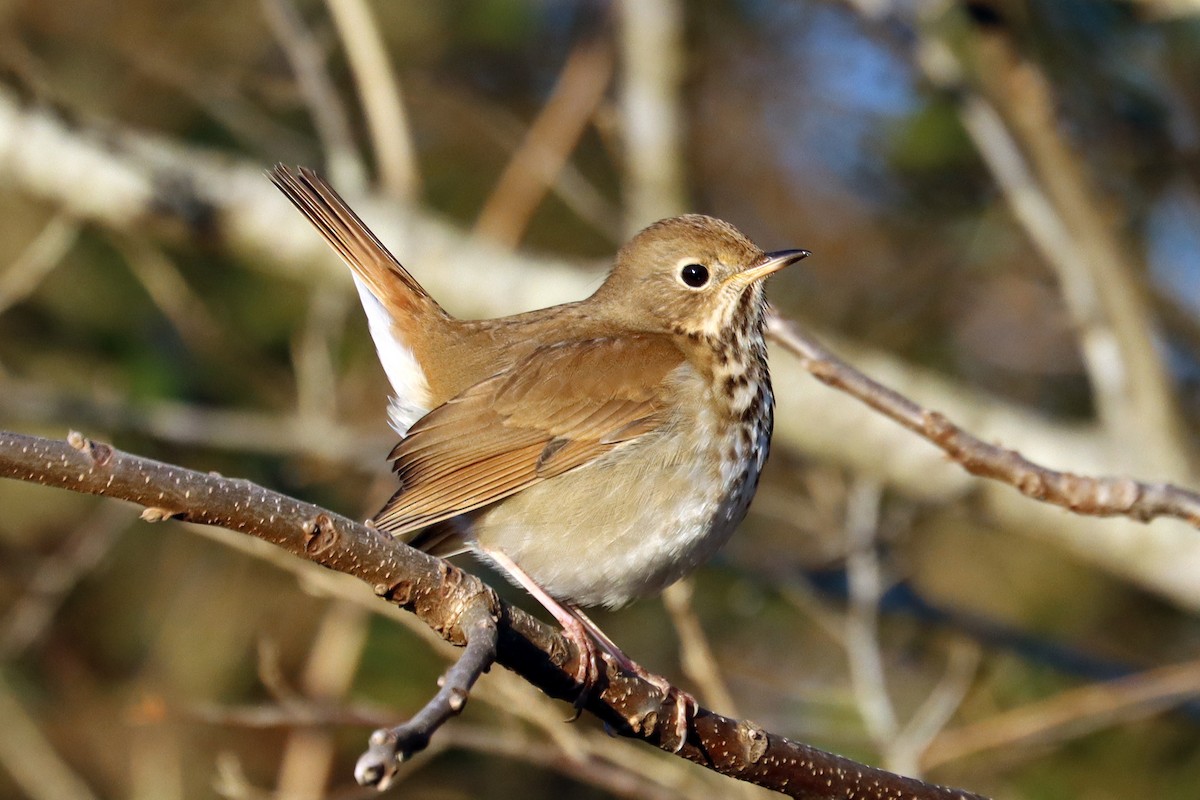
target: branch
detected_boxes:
[354,599,497,788]
[768,316,1200,526]
[0,429,987,800]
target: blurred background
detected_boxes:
[2,0,1200,797]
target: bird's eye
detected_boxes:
[680,263,710,288]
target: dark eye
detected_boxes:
[680,263,709,288]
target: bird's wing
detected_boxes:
[373,335,685,538]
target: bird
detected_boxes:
[269,165,808,722]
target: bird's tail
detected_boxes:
[268,164,444,321]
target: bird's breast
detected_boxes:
[469,355,773,608]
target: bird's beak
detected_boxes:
[728,249,811,287]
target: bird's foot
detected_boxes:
[622,660,696,753]
[557,613,605,719]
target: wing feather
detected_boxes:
[373,336,685,541]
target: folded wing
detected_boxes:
[372,335,684,537]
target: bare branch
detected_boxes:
[0,213,79,316]
[261,0,368,191]
[0,428,988,799]
[355,599,497,788]
[617,0,687,230]
[474,35,614,249]
[923,656,1200,771]
[662,580,739,716]
[768,315,1200,527]
[324,0,421,201]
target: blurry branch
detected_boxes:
[892,642,980,776]
[2,378,379,463]
[406,73,622,239]
[0,213,79,316]
[275,601,369,797]
[839,482,977,779]
[474,36,614,249]
[0,502,132,660]
[204,705,693,800]
[662,580,739,716]
[1131,0,1200,19]
[110,234,227,354]
[841,482,900,758]
[116,47,313,163]
[0,672,101,800]
[922,655,1200,771]
[261,0,368,192]
[617,0,687,231]
[324,0,421,202]
[3,88,1200,609]
[292,284,351,422]
[0,430,989,799]
[914,8,1190,481]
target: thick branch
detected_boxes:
[0,429,986,799]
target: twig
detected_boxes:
[0,213,79,316]
[291,283,351,422]
[904,4,1190,479]
[116,46,313,162]
[0,428,989,799]
[200,705,691,800]
[275,601,370,797]
[617,0,687,230]
[354,598,497,789]
[841,481,898,751]
[767,314,1200,527]
[1,379,379,464]
[261,0,368,192]
[323,0,420,201]
[474,35,614,249]
[0,672,101,800]
[110,234,226,354]
[662,579,739,716]
[440,724,689,800]
[923,655,1200,771]
[405,73,622,239]
[891,641,980,777]
[0,502,133,659]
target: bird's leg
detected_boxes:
[566,604,696,752]
[480,548,601,708]
[481,549,694,748]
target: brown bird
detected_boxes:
[270,165,807,714]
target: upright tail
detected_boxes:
[270,165,440,434]
[268,165,445,321]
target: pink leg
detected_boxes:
[481,548,695,749]
[481,548,601,702]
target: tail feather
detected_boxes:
[271,165,437,434]
[268,164,444,320]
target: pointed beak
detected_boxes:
[729,248,811,287]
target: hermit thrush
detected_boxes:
[270,165,807,704]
